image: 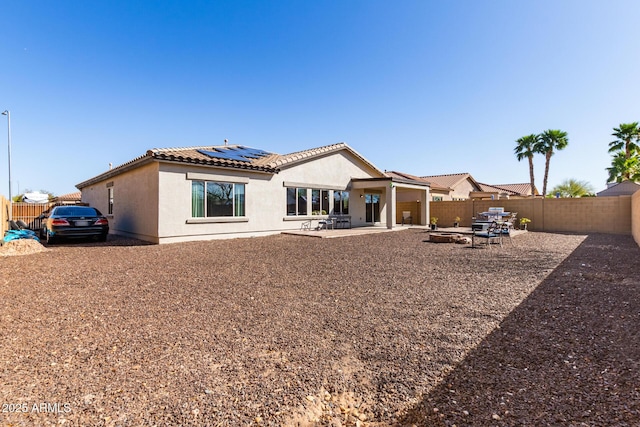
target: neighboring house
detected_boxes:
[420,173,481,201]
[76,143,430,243]
[53,191,83,205]
[472,182,538,200]
[596,181,640,197]
[388,171,537,200]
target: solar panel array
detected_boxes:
[197,146,272,163]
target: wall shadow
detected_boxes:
[400,234,640,426]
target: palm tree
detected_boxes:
[514,134,539,198]
[549,179,595,198]
[537,129,569,197]
[607,150,640,183]
[609,122,640,159]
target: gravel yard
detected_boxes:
[1,230,638,426]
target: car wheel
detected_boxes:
[46,230,57,245]
[98,233,107,242]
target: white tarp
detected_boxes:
[22,192,50,203]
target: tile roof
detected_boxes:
[491,183,537,196]
[54,191,82,201]
[78,142,383,189]
[420,173,474,189]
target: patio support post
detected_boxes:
[421,187,429,226]
[386,182,396,229]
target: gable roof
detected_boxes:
[77,142,382,189]
[269,142,383,175]
[596,180,640,197]
[54,191,82,202]
[420,173,481,191]
[491,183,539,196]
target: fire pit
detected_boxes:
[429,233,462,243]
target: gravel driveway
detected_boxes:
[1,230,638,426]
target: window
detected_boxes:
[107,188,114,215]
[191,181,245,217]
[287,188,308,216]
[333,191,349,214]
[311,189,329,215]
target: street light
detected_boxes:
[2,110,11,220]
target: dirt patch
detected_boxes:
[0,231,638,426]
[0,238,48,257]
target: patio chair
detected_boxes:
[317,218,333,230]
[300,220,312,230]
[401,211,412,225]
[499,222,513,246]
[472,221,501,249]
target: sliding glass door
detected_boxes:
[365,193,380,223]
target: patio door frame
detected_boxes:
[365,193,381,224]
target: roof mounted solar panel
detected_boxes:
[235,146,272,159]
[197,146,272,163]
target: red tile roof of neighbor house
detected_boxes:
[77,143,383,189]
[490,183,538,196]
[54,191,82,201]
[420,173,478,190]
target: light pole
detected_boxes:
[2,110,12,220]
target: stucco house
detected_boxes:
[76,143,430,243]
[596,181,640,197]
[387,171,537,201]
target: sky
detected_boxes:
[1,0,639,197]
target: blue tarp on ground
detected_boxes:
[3,229,40,243]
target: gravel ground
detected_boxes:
[0,230,638,426]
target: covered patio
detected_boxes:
[348,176,430,228]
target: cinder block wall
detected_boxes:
[633,191,640,246]
[430,196,633,235]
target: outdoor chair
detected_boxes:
[318,218,333,230]
[499,222,513,246]
[300,220,312,230]
[401,211,413,225]
[471,221,501,248]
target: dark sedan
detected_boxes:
[41,206,109,244]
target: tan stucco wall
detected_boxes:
[154,150,386,243]
[450,179,476,200]
[80,162,160,241]
[430,197,633,234]
[632,190,640,246]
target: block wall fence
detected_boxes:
[430,196,635,236]
[633,191,640,246]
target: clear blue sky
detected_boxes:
[1,0,638,197]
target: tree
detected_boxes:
[609,122,640,159]
[514,134,539,198]
[549,179,595,198]
[607,150,640,183]
[537,129,569,197]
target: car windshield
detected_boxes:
[53,207,101,217]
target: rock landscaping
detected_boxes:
[0,230,638,426]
